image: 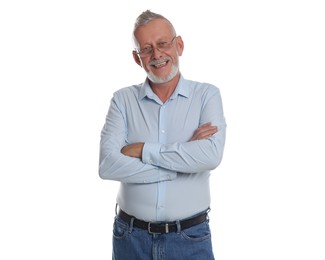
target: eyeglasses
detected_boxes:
[135,36,177,57]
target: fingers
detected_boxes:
[121,143,144,158]
[190,123,218,141]
[200,122,212,127]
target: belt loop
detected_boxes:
[129,217,134,233]
[176,220,181,233]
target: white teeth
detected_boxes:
[154,62,166,68]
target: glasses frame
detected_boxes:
[135,36,177,58]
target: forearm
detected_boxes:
[99,150,176,183]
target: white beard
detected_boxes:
[147,62,179,84]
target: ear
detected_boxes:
[132,50,142,67]
[175,36,184,56]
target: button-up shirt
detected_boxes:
[99,75,226,221]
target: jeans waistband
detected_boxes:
[118,209,208,234]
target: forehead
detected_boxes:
[134,19,174,43]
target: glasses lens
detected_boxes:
[138,37,176,57]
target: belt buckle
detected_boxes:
[148,222,169,234]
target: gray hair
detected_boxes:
[133,10,176,47]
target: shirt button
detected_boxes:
[161,130,165,133]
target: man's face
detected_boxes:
[133,19,184,84]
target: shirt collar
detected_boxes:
[139,75,190,101]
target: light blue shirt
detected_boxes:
[99,75,226,221]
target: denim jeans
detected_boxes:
[112,213,215,260]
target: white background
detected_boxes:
[1,0,324,259]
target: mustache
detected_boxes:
[149,57,170,66]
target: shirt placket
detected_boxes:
[156,103,168,220]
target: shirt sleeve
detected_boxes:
[99,95,177,184]
[142,88,226,174]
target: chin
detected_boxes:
[147,64,179,84]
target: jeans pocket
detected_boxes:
[113,217,129,240]
[181,221,211,242]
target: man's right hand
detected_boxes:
[190,122,218,141]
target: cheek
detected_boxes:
[142,62,151,72]
[140,59,150,71]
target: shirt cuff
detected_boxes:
[142,142,162,166]
[142,143,177,182]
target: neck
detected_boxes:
[149,74,180,103]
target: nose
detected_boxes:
[151,47,164,58]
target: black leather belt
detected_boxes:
[118,209,208,234]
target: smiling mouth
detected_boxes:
[150,58,170,68]
[153,61,167,68]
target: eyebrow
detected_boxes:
[141,37,172,46]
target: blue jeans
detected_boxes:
[112,213,215,260]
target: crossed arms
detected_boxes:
[121,122,218,158]
[99,88,226,184]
